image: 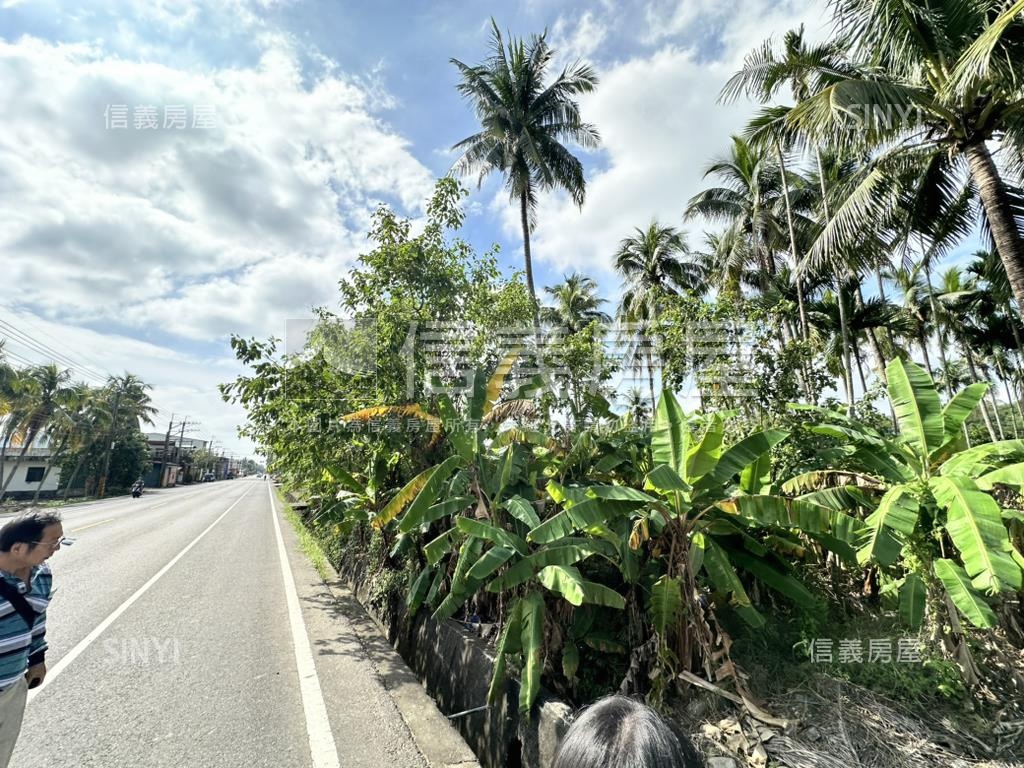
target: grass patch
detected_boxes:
[0,495,95,513]
[278,491,331,581]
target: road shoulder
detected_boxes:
[275,492,481,768]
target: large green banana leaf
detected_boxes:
[930,476,1022,593]
[933,559,997,628]
[886,358,944,460]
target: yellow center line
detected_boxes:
[70,518,114,533]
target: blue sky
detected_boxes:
[0,0,982,456]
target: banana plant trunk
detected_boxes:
[964,141,1024,316]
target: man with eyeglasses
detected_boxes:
[0,511,67,767]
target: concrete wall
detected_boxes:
[335,538,573,768]
[0,458,61,497]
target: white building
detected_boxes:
[0,424,62,500]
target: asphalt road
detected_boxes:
[9,478,432,768]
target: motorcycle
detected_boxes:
[131,481,144,498]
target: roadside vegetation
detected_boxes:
[0,363,156,502]
[224,2,1024,764]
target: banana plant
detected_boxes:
[358,368,656,710]
[407,471,650,712]
[316,449,400,537]
[792,358,1024,629]
[641,390,852,638]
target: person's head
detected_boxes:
[0,511,65,568]
[552,696,703,768]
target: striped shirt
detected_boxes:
[0,564,51,690]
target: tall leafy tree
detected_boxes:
[686,136,788,292]
[30,382,90,503]
[0,364,77,501]
[614,221,705,405]
[807,287,912,399]
[0,348,15,491]
[450,20,600,327]
[723,24,858,338]
[787,0,1024,311]
[59,387,111,500]
[96,373,157,497]
[888,263,936,375]
[540,273,610,334]
[614,221,705,317]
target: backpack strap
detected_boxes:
[0,578,37,629]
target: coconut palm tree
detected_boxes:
[786,0,1024,310]
[540,273,610,334]
[60,389,111,500]
[0,344,13,415]
[807,287,912,401]
[30,382,91,503]
[450,20,600,328]
[0,364,77,501]
[0,351,16,493]
[623,388,650,427]
[967,249,1024,354]
[96,373,157,498]
[686,136,789,293]
[723,25,860,339]
[615,222,705,316]
[934,266,1000,441]
[888,263,936,375]
[614,221,705,405]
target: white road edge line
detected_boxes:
[267,483,341,768]
[69,519,114,533]
[28,483,255,702]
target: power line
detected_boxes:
[1,349,38,369]
[0,320,108,385]
[0,326,108,384]
[0,318,106,381]
[0,311,110,382]
[0,319,171,424]
[0,318,182,437]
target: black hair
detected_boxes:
[552,696,703,768]
[0,511,63,552]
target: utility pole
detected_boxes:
[174,418,197,483]
[160,414,175,488]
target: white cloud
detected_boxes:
[551,9,609,64]
[0,34,435,339]
[497,0,830,284]
[0,29,437,457]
